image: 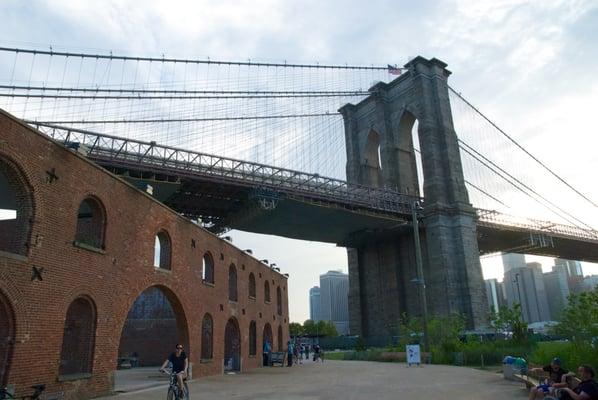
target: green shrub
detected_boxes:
[529,341,598,371]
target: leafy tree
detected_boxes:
[489,303,528,343]
[289,322,304,337]
[553,288,598,344]
[301,319,338,337]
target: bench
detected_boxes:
[270,352,286,367]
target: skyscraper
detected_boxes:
[542,269,570,320]
[554,258,583,277]
[309,286,322,322]
[501,253,526,273]
[485,279,506,313]
[319,270,350,335]
[504,262,551,323]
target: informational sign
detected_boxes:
[406,344,421,366]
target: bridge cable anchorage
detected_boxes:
[457,138,594,231]
[0,46,390,71]
[449,85,598,211]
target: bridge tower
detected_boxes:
[339,57,487,336]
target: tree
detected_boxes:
[489,303,528,342]
[553,288,598,344]
[289,322,304,337]
[301,319,338,337]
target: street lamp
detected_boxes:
[411,201,430,354]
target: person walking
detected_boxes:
[263,340,272,367]
[287,340,294,367]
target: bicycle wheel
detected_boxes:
[167,386,176,400]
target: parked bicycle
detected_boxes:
[160,369,189,400]
[0,384,45,400]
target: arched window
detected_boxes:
[276,286,282,316]
[264,281,271,303]
[201,313,213,359]
[0,291,14,386]
[153,230,171,270]
[277,325,283,352]
[202,252,214,284]
[248,273,256,299]
[249,321,257,356]
[228,264,238,302]
[59,297,96,376]
[0,157,33,256]
[74,197,106,249]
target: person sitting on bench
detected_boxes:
[528,357,569,400]
[560,365,598,400]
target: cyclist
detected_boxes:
[160,344,188,394]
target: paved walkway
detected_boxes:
[103,360,526,400]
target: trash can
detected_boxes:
[503,356,517,380]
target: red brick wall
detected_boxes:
[0,109,290,399]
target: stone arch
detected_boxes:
[74,195,106,249]
[276,286,282,316]
[224,317,241,372]
[59,296,97,376]
[228,264,238,302]
[154,230,172,270]
[117,285,189,367]
[396,109,423,196]
[0,154,34,256]
[248,273,256,298]
[264,281,271,303]
[0,290,14,386]
[201,313,213,359]
[277,325,283,352]
[248,321,257,356]
[202,251,215,283]
[360,129,383,188]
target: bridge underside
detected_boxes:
[106,167,409,244]
[478,225,598,263]
[101,165,598,262]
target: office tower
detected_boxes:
[319,270,350,335]
[502,253,526,273]
[485,278,506,313]
[554,258,583,278]
[309,286,322,321]
[543,269,570,320]
[504,262,551,323]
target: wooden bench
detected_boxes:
[270,352,286,367]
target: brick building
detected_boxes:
[0,109,289,399]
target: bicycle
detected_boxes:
[0,384,45,400]
[160,369,189,400]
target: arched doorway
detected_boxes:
[224,318,240,372]
[0,291,14,386]
[262,323,272,366]
[396,111,423,197]
[59,297,96,377]
[116,286,189,391]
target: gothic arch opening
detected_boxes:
[397,112,424,197]
[264,281,271,303]
[248,273,256,299]
[202,252,215,283]
[224,318,241,372]
[361,129,382,188]
[248,321,257,356]
[0,291,14,386]
[0,157,33,255]
[201,313,213,359]
[117,286,189,368]
[59,296,96,377]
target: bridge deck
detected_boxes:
[28,120,598,262]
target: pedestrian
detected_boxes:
[287,340,294,367]
[294,342,301,365]
[263,340,272,367]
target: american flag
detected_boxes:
[387,64,402,75]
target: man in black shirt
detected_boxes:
[528,357,569,399]
[561,365,598,400]
[160,344,188,394]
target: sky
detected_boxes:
[1,0,597,323]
